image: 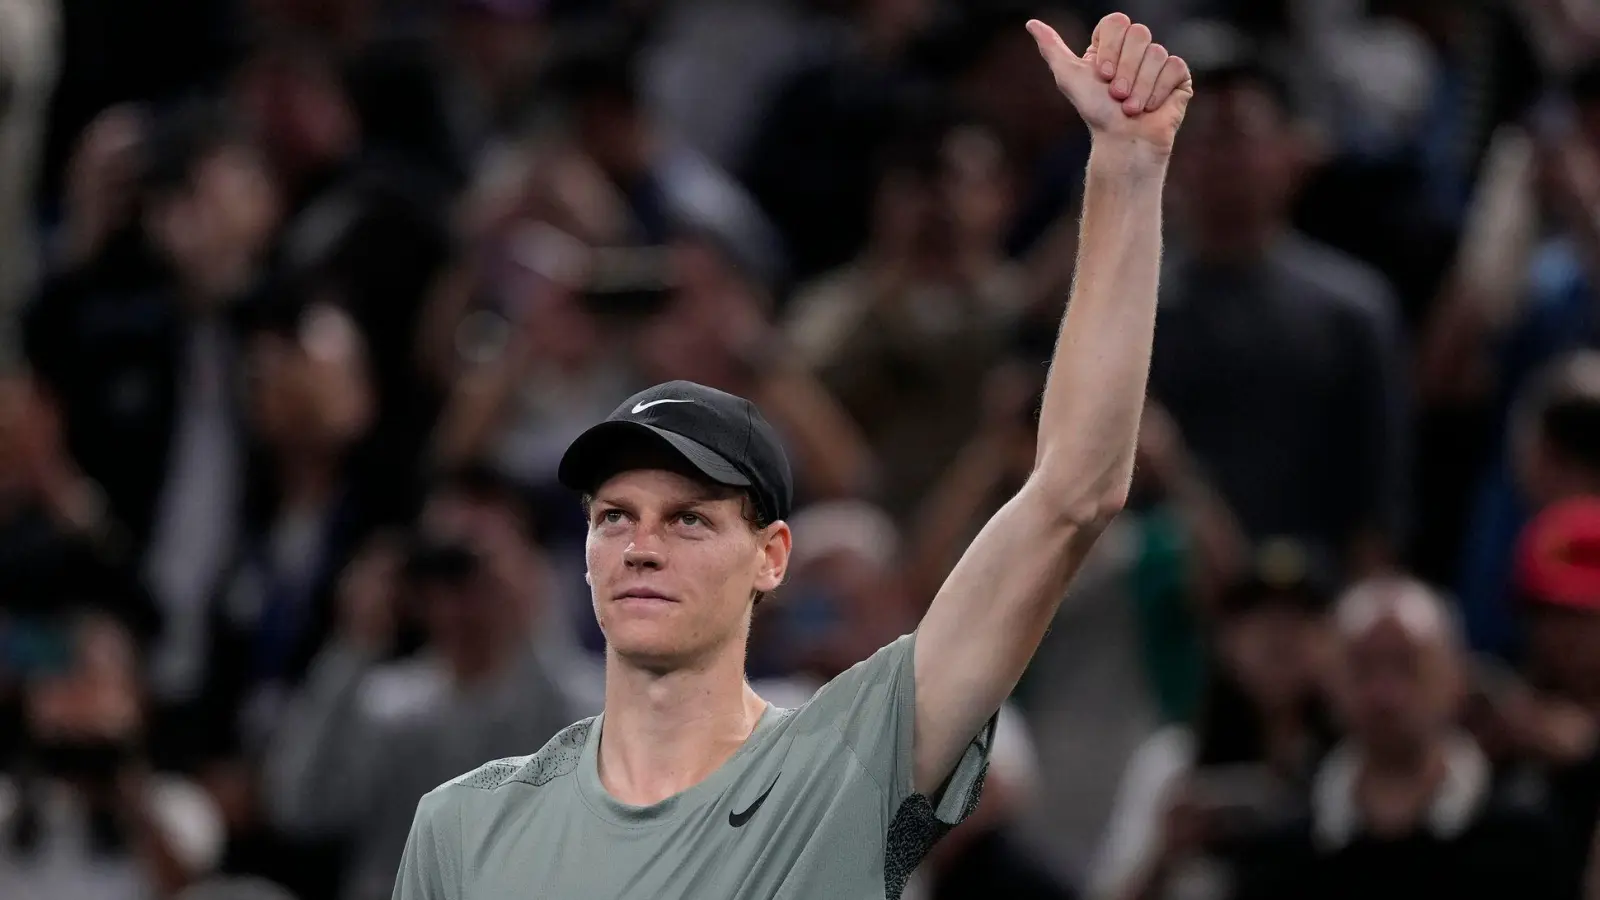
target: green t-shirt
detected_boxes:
[391,632,994,900]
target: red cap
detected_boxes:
[1515,498,1600,611]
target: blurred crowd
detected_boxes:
[9,0,1600,898]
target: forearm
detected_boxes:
[1034,147,1168,519]
[1159,462,1248,613]
[752,368,877,499]
[904,429,1018,605]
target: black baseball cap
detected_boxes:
[557,380,794,523]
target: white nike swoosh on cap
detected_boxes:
[632,398,693,414]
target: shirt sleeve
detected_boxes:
[802,631,995,827]
[391,785,464,900]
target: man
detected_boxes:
[1146,35,1407,576]
[392,12,1192,899]
[266,470,580,900]
[1233,576,1564,900]
[25,102,281,706]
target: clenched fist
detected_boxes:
[1027,13,1192,158]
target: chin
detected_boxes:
[600,608,697,667]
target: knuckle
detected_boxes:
[1106,12,1130,25]
[1128,23,1151,40]
[1149,43,1167,58]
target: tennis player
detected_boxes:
[392,12,1192,899]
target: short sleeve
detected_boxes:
[803,632,995,826]
[391,785,464,900]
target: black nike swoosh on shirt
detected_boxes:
[728,774,781,828]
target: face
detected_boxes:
[585,469,789,672]
[25,616,143,760]
[246,305,373,452]
[1334,616,1461,756]
[941,127,1014,255]
[1218,604,1327,711]
[1527,606,1600,701]
[417,570,509,669]
[149,145,280,301]
[1171,83,1298,239]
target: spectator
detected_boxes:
[540,30,786,289]
[639,0,832,170]
[1090,542,1336,900]
[442,0,550,155]
[428,232,647,535]
[784,115,1028,519]
[935,2,1090,258]
[632,235,876,504]
[1496,498,1600,889]
[231,36,456,520]
[738,0,939,284]
[1234,575,1565,900]
[25,101,282,706]
[0,370,158,645]
[183,300,379,767]
[1459,351,1600,655]
[0,613,225,900]
[261,471,579,900]
[1148,43,1409,576]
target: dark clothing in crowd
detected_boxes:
[931,827,1078,900]
[21,247,249,550]
[1234,741,1568,900]
[1150,233,1408,558]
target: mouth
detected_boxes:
[615,588,679,605]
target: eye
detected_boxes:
[677,512,704,527]
[599,508,625,525]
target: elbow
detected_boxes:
[1022,466,1130,534]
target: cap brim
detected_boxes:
[557,420,751,495]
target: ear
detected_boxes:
[755,521,792,594]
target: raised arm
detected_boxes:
[912,12,1191,794]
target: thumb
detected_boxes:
[1026,19,1080,69]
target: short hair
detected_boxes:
[427,461,538,540]
[541,27,642,111]
[1514,351,1600,475]
[139,99,252,199]
[1169,20,1297,121]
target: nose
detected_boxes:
[622,539,664,571]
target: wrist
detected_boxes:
[1086,138,1171,181]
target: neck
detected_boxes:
[598,641,766,806]
[1365,739,1439,778]
[1356,739,1448,836]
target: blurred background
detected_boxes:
[9,0,1600,898]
